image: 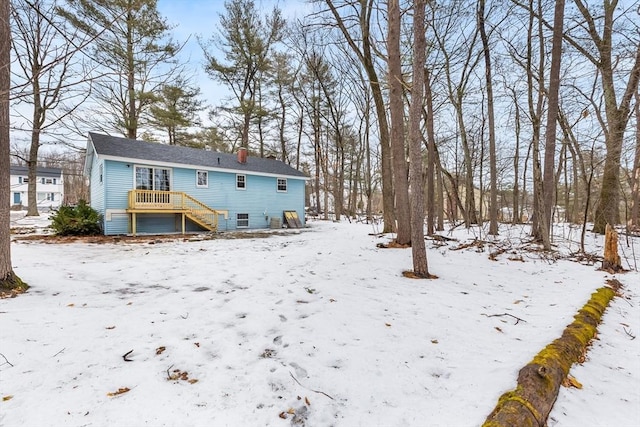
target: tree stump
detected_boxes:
[602,224,622,272]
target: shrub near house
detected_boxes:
[50,200,102,236]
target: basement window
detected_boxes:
[237,213,249,228]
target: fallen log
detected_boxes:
[483,280,620,427]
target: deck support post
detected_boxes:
[131,212,137,235]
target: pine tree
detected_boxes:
[59,0,180,139]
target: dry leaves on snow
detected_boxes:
[167,367,198,384]
[562,374,583,389]
[107,387,130,397]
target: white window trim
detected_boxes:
[277,177,287,192]
[236,174,246,190]
[196,170,209,188]
[133,165,173,191]
[236,213,249,228]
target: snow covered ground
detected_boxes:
[2,212,639,426]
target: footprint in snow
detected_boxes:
[289,362,308,378]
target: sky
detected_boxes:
[2,214,639,426]
[157,0,313,117]
[9,0,314,155]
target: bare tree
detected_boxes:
[630,89,640,231]
[409,0,430,277]
[541,0,565,237]
[478,0,498,235]
[388,0,410,244]
[1,0,27,291]
[321,0,396,233]
[432,0,482,228]
[563,0,640,233]
[11,0,92,216]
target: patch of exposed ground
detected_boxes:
[12,229,306,244]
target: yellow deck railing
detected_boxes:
[127,190,219,231]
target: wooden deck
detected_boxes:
[127,190,226,235]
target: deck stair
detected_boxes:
[127,190,220,233]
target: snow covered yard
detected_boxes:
[1,218,639,426]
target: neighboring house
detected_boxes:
[84,132,308,235]
[9,165,64,210]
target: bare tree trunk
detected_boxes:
[510,87,521,224]
[425,68,436,235]
[325,0,395,233]
[478,0,498,235]
[630,89,640,230]
[126,7,137,139]
[1,0,27,291]
[542,0,565,235]
[409,0,429,277]
[567,1,640,233]
[388,0,411,244]
[529,0,550,250]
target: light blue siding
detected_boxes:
[96,159,306,235]
[89,151,105,230]
[172,169,306,231]
[103,160,134,234]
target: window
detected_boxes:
[196,170,208,188]
[236,174,246,190]
[135,166,171,191]
[277,178,287,192]
[20,177,28,184]
[237,213,249,228]
[44,178,53,184]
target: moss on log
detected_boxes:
[483,283,618,427]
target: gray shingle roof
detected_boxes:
[10,165,62,178]
[88,132,307,178]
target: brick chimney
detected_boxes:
[237,147,247,164]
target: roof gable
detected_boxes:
[88,132,307,179]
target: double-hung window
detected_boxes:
[236,174,246,190]
[277,178,287,192]
[237,213,249,228]
[196,170,208,188]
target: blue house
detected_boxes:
[84,133,308,235]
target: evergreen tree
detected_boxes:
[59,0,181,139]
[200,0,285,150]
[149,76,204,145]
